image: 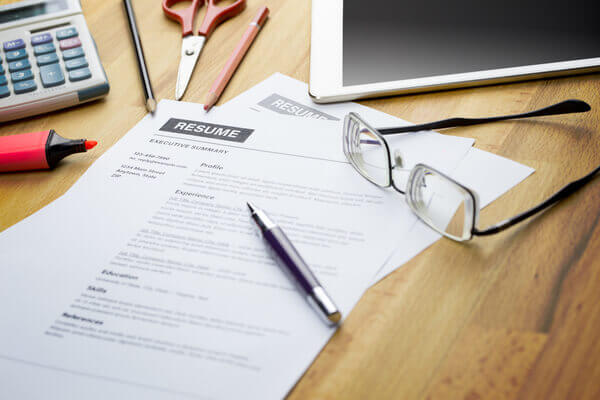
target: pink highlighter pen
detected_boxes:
[0,130,97,173]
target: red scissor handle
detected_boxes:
[198,0,246,38]
[162,0,203,37]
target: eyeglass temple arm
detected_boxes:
[378,99,590,135]
[473,165,600,236]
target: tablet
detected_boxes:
[309,0,600,103]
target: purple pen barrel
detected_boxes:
[263,227,321,293]
[248,203,341,326]
[262,227,341,325]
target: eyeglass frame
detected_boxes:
[342,100,599,241]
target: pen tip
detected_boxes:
[328,311,342,325]
[84,140,98,150]
[246,202,257,213]
[146,98,157,113]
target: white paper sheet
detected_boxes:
[0,100,426,400]
[224,73,476,175]
[219,74,535,286]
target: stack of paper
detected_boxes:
[0,74,533,399]
[220,74,534,284]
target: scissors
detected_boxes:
[162,0,247,100]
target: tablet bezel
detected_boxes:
[309,0,600,104]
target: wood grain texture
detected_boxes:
[1,1,599,399]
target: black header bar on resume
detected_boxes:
[160,118,254,143]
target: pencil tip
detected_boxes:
[204,92,218,111]
[146,98,157,113]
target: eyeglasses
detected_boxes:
[343,99,599,241]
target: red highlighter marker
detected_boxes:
[0,130,97,173]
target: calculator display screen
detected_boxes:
[0,0,68,24]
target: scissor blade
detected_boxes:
[176,35,206,101]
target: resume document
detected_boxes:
[0,76,533,398]
[0,101,437,399]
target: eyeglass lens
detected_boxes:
[407,166,476,241]
[344,114,390,187]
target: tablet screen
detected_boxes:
[343,0,600,86]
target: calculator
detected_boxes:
[0,0,109,122]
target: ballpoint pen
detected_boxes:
[247,202,341,326]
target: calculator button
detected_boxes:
[8,59,31,72]
[31,33,53,46]
[62,47,85,60]
[6,48,28,62]
[37,53,59,66]
[0,75,6,86]
[65,57,88,71]
[34,43,56,56]
[0,85,10,98]
[56,27,78,40]
[40,64,65,88]
[59,37,81,51]
[14,80,37,94]
[68,67,91,82]
[11,70,34,82]
[3,39,25,52]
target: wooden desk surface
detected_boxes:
[1,1,599,398]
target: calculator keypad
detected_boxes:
[56,28,78,41]
[65,57,88,71]
[59,37,81,51]
[69,68,91,82]
[13,79,37,94]
[8,59,30,72]
[6,49,27,62]
[34,43,56,56]
[3,39,25,51]
[0,26,91,99]
[0,57,7,98]
[40,64,65,88]
[37,53,59,66]
[31,33,53,46]
[63,47,84,60]
[11,70,33,82]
